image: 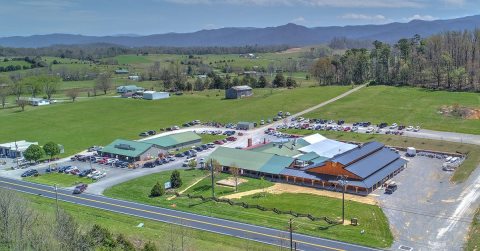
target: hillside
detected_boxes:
[1,15,479,48]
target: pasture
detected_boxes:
[0,86,349,156]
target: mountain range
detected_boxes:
[1,15,479,48]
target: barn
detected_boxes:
[225,85,253,99]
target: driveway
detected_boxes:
[373,155,480,251]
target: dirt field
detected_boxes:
[221,183,377,205]
[216,177,247,187]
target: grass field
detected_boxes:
[104,169,393,248]
[22,193,277,251]
[466,208,480,251]
[0,86,348,156]
[24,172,94,187]
[282,129,480,183]
[305,85,480,135]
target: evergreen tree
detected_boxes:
[170,170,183,188]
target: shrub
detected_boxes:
[170,170,183,188]
[150,182,165,197]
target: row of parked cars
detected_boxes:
[140,120,203,137]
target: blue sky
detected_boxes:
[0,0,478,36]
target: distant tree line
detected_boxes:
[0,43,290,60]
[311,30,480,92]
[0,56,47,72]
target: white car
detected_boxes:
[87,170,101,178]
[366,127,375,133]
[351,126,358,132]
[390,123,398,129]
[92,172,106,180]
[406,126,414,131]
[414,126,421,132]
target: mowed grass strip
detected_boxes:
[0,86,348,156]
[282,129,480,183]
[305,85,480,135]
[23,193,277,251]
[466,208,480,251]
[24,172,94,187]
[104,169,393,248]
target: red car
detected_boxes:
[343,127,351,132]
[214,140,224,145]
[226,136,237,141]
[73,184,88,194]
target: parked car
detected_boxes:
[366,127,375,133]
[21,169,38,177]
[406,126,414,131]
[385,183,398,194]
[139,132,149,137]
[390,123,398,129]
[378,122,388,128]
[414,126,421,132]
[214,140,224,145]
[79,169,94,177]
[73,184,88,194]
[46,166,58,173]
[143,162,155,168]
[92,172,106,180]
[87,170,101,178]
[226,136,237,141]
[148,130,156,135]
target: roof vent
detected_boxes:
[115,144,135,151]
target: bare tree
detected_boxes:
[229,164,241,192]
[66,88,80,102]
[10,81,24,101]
[95,72,112,95]
[41,75,62,100]
[0,87,8,109]
[16,98,29,111]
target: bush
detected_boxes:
[170,170,183,188]
[150,182,165,197]
[116,234,135,251]
[143,241,158,251]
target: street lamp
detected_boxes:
[53,184,59,217]
[338,175,348,224]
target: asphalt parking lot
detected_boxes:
[373,153,479,251]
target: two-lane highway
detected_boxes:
[0,177,378,251]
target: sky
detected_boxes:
[0,0,478,36]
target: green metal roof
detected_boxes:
[297,152,320,161]
[143,132,201,148]
[249,140,308,157]
[100,139,153,158]
[208,147,294,175]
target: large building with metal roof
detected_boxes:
[0,140,39,158]
[99,139,161,162]
[207,134,407,195]
[143,131,201,150]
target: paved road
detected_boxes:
[0,177,379,251]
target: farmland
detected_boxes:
[0,86,348,156]
[305,85,480,135]
[104,169,393,248]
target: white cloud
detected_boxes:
[291,16,307,24]
[164,0,424,8]
[340,13,388,22]
[405,14,436,21]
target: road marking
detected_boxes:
[0,179,345,251]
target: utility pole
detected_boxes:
[289,218,293,251]
[54,184,59,217]
[338,175,348,224]
[210,159,215,198]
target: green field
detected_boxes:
[466,208,480,251]
[24,172,94,187]
[282,129,480,183]
[23,193,277,251]
[104,169,393,248]
[0,86,348,156]
[305,85,480,135]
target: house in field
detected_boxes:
[236,122,255,130]
[115,69,129,74]
[0,140,39,158]
[225,85,253,99]
[29,98,50,106]
[143,91,169,100]
[128,75,140,81]
[116,85,145,94]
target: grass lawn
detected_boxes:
[0,86,349,156]
[466,208,480,251]
[304,85,480,135]
[104,169,393,248]
[282,129,480,183]
[24,172,94,187]
[200,134,227,144]
[183,171,274,197]
[22,193,276,251]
